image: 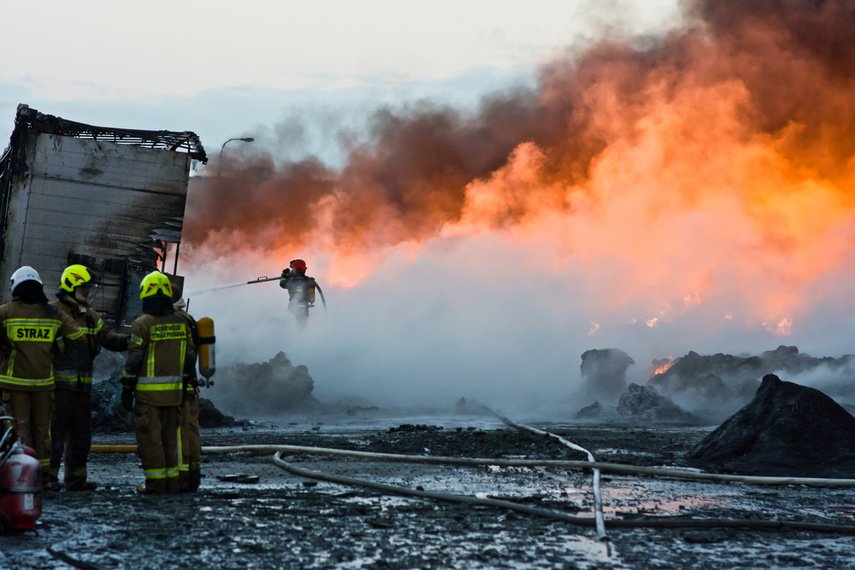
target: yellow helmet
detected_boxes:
[139,271,172,300]
[60,264,92,293]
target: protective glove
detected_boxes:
[281,268,290,278]
[121,388,134,411]
[120,334,131,351]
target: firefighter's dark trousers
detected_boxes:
[3,389,53,486]
[178,393,201,492]
[134,402,179,494]
[50,389,92,488]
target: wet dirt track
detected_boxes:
[3,416,855,569]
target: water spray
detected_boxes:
[185,274,327,309]
[185,275,279,297]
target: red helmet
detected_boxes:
[290,259,307,273]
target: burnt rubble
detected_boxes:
[209,351,321,418]
[578,348,635,405]
[648,345,855,416]
[684,374,855,478]
[576,384,699,425]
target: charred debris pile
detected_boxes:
[575,345,855,426]
[684,374,855,478]
[90,351,317,433]
[575,348,702,426]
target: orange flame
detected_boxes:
[653,360,675,376]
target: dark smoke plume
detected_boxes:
[185,0,855,259]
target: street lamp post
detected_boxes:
[218,137,255,176]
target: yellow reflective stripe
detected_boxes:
[64,328,84,341]
[144,467,167,480]
[39,458,50,468]
[55,371,93,383]
[54,376,92,390]
[137,376,182,391]
[0,375,53,387]
[146,343,155,378]
[177,426,187,471]
[165,466,179,478]
[179,339,186,379]
[136,383,182,392]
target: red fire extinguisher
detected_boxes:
[0,417,42,534]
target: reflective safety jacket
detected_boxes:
[0,299,83,391]
[121,313,195,407]
[51,296,128,393]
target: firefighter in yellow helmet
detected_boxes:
[49,264,130,491]
[120,271,195,494]
[279,259,318,326]
[0,266,83,489]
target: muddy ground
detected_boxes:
[3,413,855,569]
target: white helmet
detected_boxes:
[10,265,42,293]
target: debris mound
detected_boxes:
[575,384,699,425]
[616,384,697,423]
[648,345,855,418]
[684,374,855,478]
[579,348,635,405]
[210,351,320,418]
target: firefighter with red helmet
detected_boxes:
[0,266,83,489]
[120,271,195,494]
[49,264,130,491]
[279,259,317,325]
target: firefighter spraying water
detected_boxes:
[278,259,321,326]
[184,259,326,324]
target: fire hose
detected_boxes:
[84,436,855,539]
[478,406,605,537]
[47,436,855,569]
[185,275,327,310]
[198,444,855,487]
[268,451,855,534]
[198,443,855,535]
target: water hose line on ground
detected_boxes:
[197,444,855,487]
[270,452,855,534]
[86,443,855,534]
[46,542,100,570]
[478,406,606,537]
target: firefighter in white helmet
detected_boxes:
[0,266,83,489]
[49,264,130,491]
[120,271,195,494]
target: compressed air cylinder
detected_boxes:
[196,317,216,380]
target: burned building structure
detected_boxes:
[0,104,206,328]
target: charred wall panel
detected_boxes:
[0,132,191,325]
